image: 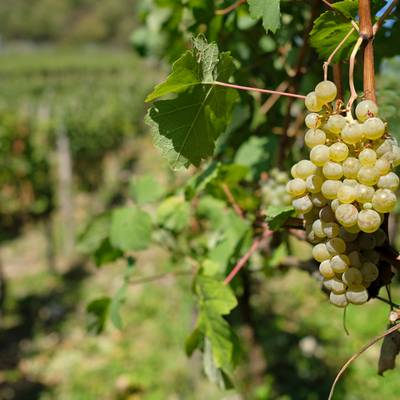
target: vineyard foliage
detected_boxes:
[77,0,400,389]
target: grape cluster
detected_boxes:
[286,80,399,308]
[261,168,291,207]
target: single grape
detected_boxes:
[376,139,393,157]
[362,250,380,264]
[363,117,385,140]
[342,267,363,286]
[323,161,343,180]
[348,250,362,268]
[355,100,378,122]
[323,222,340,238]
[374,229,387,246]
[342,157,361,179]
[312,219,326,238]
[310,144,330,166]
[377,172,399,191]
[306,174,323,193]
[357,166,380,186]
[286,178,307,197]
[321,180,342,200]
[326,237,346,255]
[315,80,337,103]
[339,227,358,242]
[341,123,363,145]
[330,277,347,294]
[335,204,358,227]
[357,232,376,250]
[296,160,318,178]
[311,193,328,207]
[337,185,357,204]
[325,114,346,134]
[360,262,379,282]
[305,113,322,129]
[343,179,358,187]
[319,206,335,222]
[357,209,381,233]
[358,148,377,166]
[307,230,322,244]
[356,184,374,203]
[375,159,391,176]
[329,142,349,162]
[319,260,335,278]
[391,146,400,167]
[291,164,300,178]
[305,128,326,148]
[363,202,373,210]
[344,223,361,234]
[330,199,341,212]
[292,195,314,214]
[346,285,368,305]
[305,91,323,112]
[331,254,350,273]
[330,292,348,307]
[312,243,331,262]
[372,189,397,213]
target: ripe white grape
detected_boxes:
[357,166,380,186]
[286,178,307,197]
[311,193,329,207]
[305,128,326,148]
[310,145,330,166]
[331,254,350,273]
[330,277,347,294]
[312,219,326,238]
[323,222,340,238]
[321,180,342,200]
[337,184,357,204]
[375,159,391,176]
[325,114,346,134]
[292,195,314,214]
[306,174,323,193]
[330,292,348,307]
[335,204,358,227]
[372,188,397,213]
[290,164,299,178]
[358,148,377,166]
[357,209,381,233]
[360,262,379,282]
[305,113,322,129]
[330,199,341,212]
[312,243,331,262]
[329,142,349,162]
[319,206,335,222]
[355,100,378,122]
[346,285,368,305]
[376,139,393,157]
[342,179,358,187]
[377,172,399,191]
[305,91,323,112]
[363,117,385,140]
[342,157,361,179]
[323,161,343,180]
[296,160,318,178]
[342,267,363,286]
[319,260,335,278]
[315,80,337,103]
[356,184,374,203]
[391,146,400,167]
[341,123,363,145]
[326,237,346,255]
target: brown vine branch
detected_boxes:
[215,0,246,15]
[221,183,244,218]
[328,323,400,400]
[373,0,399,35]
[212,81,306,99]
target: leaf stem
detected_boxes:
[221,183,245,218]
[215,0,246,15]
[346,36,363,111]
[212,81,306,99]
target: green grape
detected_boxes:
[312,219,326,238]
[325,114,346,134]
[342,157,361,179]
[360,262,379,282]
[315,80,337,103]
[319,206,335,222]
[372,188,397,213]
[362,250,380,264]
[355,100,378,122]
[330,292,348,307]
[356,184,374,203]
[292,195,314,214]
[363,117,385,140]
[322,161,343,180]
[357,166,380,186]
[331,254,350,273]
[341,123,363,145]
[375,159,391,176]
[342,267,363,286]
[330,199,341,212]
[335,204,358,227]
[376,139,394,157]
[329,142,349,162]
[330,276,347,293]
[339,227,358,242]
[286,178,307,197]
[357,209,381,233]
[377,172,399,191]
[321,180,342,200]
[348,250,362,268]
[342,179,358,187]
[391,146,400,167]
[311,193,329,207]
[363,202,373,210]
[291,164,300,178]
[358,232,376,250]
[326,237,346,255]
[323,222,340,238]
[312,243,331,262]
[358,148,377,166]
[305,113,322,129]
[374,229,387,246]
[346,285,368,305]
[310,144,330,166]
[307,230,322,244]
[306,174,323,193]
[296,160,318,178]
[344,223,360,234]
[305,91,323,112]
[305,129,326,148]
[337,184,357,204]
[319,260,335,278]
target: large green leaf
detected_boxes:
[129,175,165,205]
[146,36,238,169]
[110,206,152,251]
[265,205,294,231]
[156,196,191,232]
[77,212,111,254]
[248,0,281,34]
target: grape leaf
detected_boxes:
[78,212,111,254]
[378,329,400,375]
[156,196,191,232]
[248,0,281,34]
[93,239,123,267]
[86,297,111,334]
[129,175,165,205]
[265,205,295,231]
[310,0,359,62]
[110,206,152,251]
[146,36,238,169]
